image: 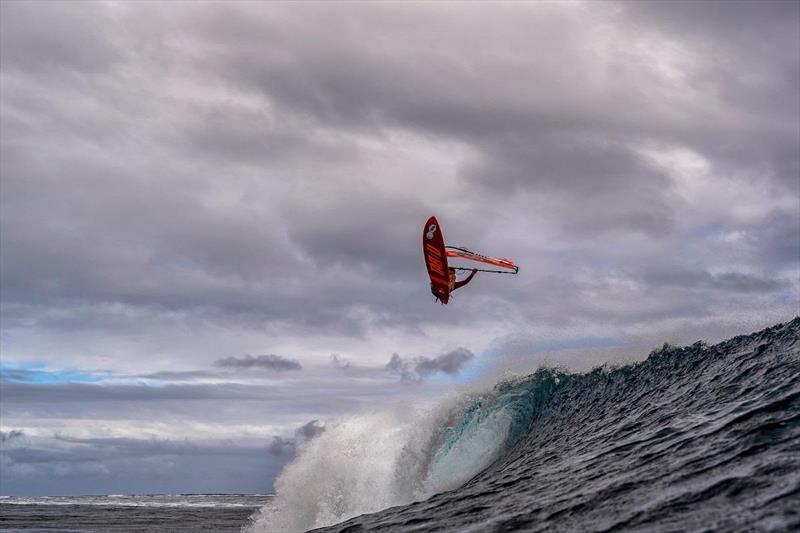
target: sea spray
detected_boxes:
[245,372,559,532]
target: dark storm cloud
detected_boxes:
[386,348,475,382]
[214,354,302,371]
[268,419,325,457]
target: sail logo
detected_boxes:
[425,242,445,276]
[426,224,437,240]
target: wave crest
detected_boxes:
[245,371,560,532]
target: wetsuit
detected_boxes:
[450,268,477,292]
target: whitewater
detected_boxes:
[245,318,800,532]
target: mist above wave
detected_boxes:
[245,371,558,532]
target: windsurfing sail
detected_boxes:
[423,215,451,303]
[423,215,520,305]
[446,246,519,274]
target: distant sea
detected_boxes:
[0,494,267,532]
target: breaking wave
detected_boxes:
[245,371,559,532]
[246,318,800,532]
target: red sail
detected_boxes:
[422,216,451,303]
[446,247,518,273]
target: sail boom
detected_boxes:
[446,246,519,273]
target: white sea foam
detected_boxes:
[245,384,526,533]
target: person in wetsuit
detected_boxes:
[430,268,478,303]
[449,268,478,293]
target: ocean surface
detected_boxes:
[0,494,266,532]
[246,319,800,532]
[4,319,798,532]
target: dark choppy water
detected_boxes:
[0,494,266,532]
[246,319,799,532]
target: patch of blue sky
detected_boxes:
[453,357,489,384]
[0,362,106,384]
[424,371,466,386]
[775,290,800,306]
[137,378,170,388]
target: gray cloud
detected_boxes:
[751,211,800,268]
[0,1,123,75]
[0,380,272,403]
[295,419,324,441]
[215,354,302,371]
[415,348,476,376]
[386,348,475,382]
[0,370,445,426]
[137,370,220,381]
[1,430,25,443]
[385,353,407,375]
[267,436,295,457]
[0,370,446,495]
[0,369,40,383]
[330,354,351,370]
[641,266,789,293]
[268,419,325,457]
[2,0,796,342]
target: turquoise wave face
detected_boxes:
[425,369,562,488]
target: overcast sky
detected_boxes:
[1,0,798,496]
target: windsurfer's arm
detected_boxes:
[453,269,478,290]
